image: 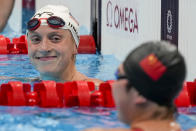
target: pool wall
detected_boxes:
[36,0,92,35]
[178,0,196,81]
[101,0,161,60]
[3,0,92,36]
[100,0,196,81]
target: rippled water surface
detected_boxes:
[0,54,195,131]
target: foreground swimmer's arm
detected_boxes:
[0,0,15,32]
[84,128,129,131]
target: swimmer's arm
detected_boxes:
[0,0,15,32]
[83,128,129,131]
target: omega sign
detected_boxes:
[106,1,139,34]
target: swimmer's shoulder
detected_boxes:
[187,128,196,131]
[83,127,196,131]
[83,128,129,131]
[75,72,104,86]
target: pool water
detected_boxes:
[0,54,195,131]
[0,54,120,82]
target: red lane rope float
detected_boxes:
[99,81,115,107]
[0,35,96,54]
[175,82,191,107]
[34,81,64,107]
[0,81,31,106]
[0,80,115,107]
[11,35,28,54]
[64,81,93,107]
[0,35,10,54]
[78,35,96,54]
[175,80,196,107]
[0,80,195,108]
[0,35,28,54]
[186,81,196,106]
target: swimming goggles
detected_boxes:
[27,16,65,31]
[115,70,128,80]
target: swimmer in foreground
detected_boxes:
[189,128,196,131]
[25,5,102,85]
[0,0,15,32]
[84,41,195,131]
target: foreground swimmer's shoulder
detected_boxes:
[83,128,129,131]
[188,128,196,131]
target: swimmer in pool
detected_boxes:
[25,5,102,85]
[0,0,15,32]
[84,41,194,131]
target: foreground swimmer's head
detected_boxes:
[26,5,79,80]
[112,41,186,130]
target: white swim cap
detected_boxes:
[31,5,80,47]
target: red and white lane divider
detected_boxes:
[175,80,196,107]
[0,80,115,108]
[0,80,195,108]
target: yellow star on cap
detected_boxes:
[148,54,158,65]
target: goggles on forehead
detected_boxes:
[27,16,65,31]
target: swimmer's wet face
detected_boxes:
[27,26,77,77]
[112,65,137,124]
[25,5,103,84]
